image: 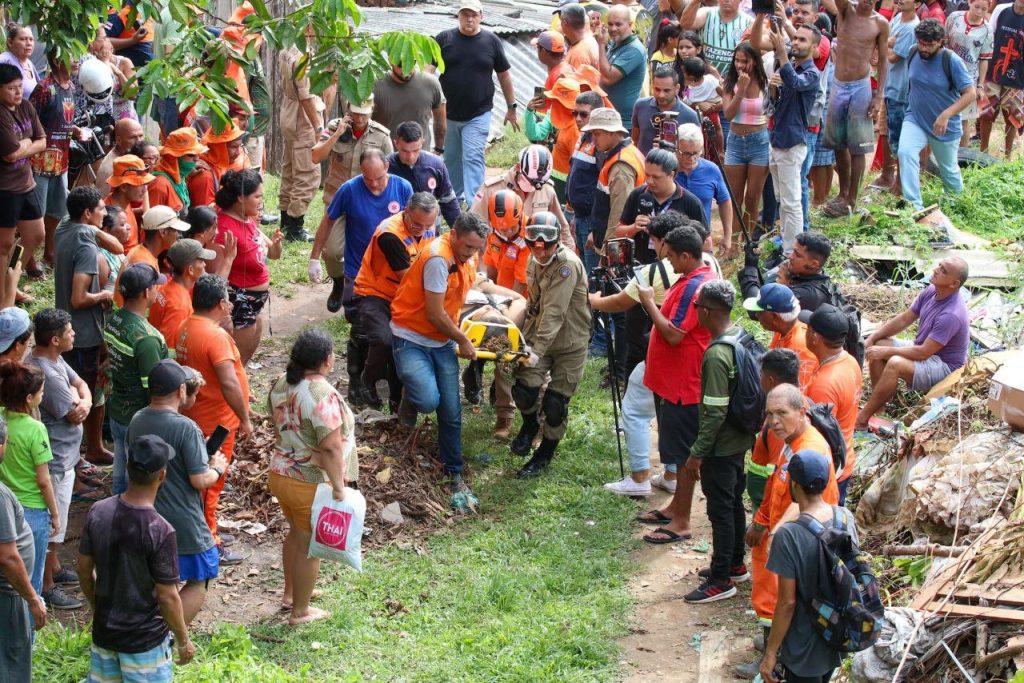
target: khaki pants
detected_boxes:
[323,215,346,279]
[280,125,320,218]
[515,344,587,441]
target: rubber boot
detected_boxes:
[462,361,483,405]
[347,374,364,406]
[327,277,344,313]
[518,438,558,478]
[510,413,540,456]
[283,213,313,242]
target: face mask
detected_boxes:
[178,158,198,175]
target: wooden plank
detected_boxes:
[950,586,1024,607]
[849,246,1015,287]
[923,602,1024,624]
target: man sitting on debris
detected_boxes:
[739,232,838,313]
[856,258,966,432]
[856,257,969,430]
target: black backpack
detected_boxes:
[826,284,865,369]
[711,329,767,436]
[792,507,884,654]
[907,46,957,98]
[760,401,847,473]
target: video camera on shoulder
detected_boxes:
[589,237,636,294]
[652,111,679,151]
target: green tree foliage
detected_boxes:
[7,0,441,128]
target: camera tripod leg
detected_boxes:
[601,312,626,479]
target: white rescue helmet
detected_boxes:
[516,144,552,192]
[78,59,114,104]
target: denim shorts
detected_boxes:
[885,98,908,154]
[724,128,770,166]
[32,173,68,219]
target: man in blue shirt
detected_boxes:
[309,148,412,402]
[767,22,821,255]
[630,67,699,155]
[387,122,461,228]
[597,5,648,129]
[898,19,977,209]
[674,123,733,232]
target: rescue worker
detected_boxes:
[278,31,323,242]
[565,90,606,271]
[352,192,439,414]
[524,76,583,202]
[387,122,461,228]
[511,212,592,478]
[740,383,839,679]
[464,190,528,439]
[390,213,490,505]
[470,145,575,250]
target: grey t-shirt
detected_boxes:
[128,407,214,555]
[766,506,859,678]
[53,218,104,349]
[631,97,700,155]
[0,481,34,596]
[27,354,82,473]
[391,256,451,349]
[372,72,446,149]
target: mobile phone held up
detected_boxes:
[206,425,230,457]
[8,243,23,269]
[753,0,775,15]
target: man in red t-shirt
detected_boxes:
[634,220,717,544]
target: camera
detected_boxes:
[652,110,679,150]
[588,238,636,294]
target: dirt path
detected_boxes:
[617,491,759,682]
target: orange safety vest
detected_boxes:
[596,142,646,197]
[391,233,475,342]
[353,212,437,302]
[112,4,155,44]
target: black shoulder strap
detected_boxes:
[651,259,671,290]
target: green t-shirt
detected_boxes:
[104,308,169,425]
[0,410,53,509]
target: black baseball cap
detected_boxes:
[119,263,167,299]
[799,303,848,344]
[148,359,190,395]
[128,434,176,473]
[788,449,831,494]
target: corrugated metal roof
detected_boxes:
[358,3,555,141]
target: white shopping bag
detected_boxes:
[308,484,365,571]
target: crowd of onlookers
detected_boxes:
[0,0,1015,678]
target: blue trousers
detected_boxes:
[897,120,962,210]
[444,111,492,202]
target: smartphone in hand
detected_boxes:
[206,425,230,457]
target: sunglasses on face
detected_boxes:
[572,110,591,118]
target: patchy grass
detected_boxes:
[260,174,326,298]
[245,360,637,680]
[486,126,530,170]
[921,158,1024,242]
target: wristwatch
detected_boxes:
[507,102,518,110]
[434,146,445,154]
[212,466,224,478]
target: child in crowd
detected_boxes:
[651,20,682,81]
[680,57,725,153]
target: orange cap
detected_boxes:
[160,128,208,157]
[201,122,245,145]
[108,155,156,187]
[531,31,566,54]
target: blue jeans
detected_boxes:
[897,120,962,211]
[444,111,492,202]
[392,337,464,474]
[573,214,599,274]
[22,507,50,597]
[111,418,130,495]
[801,129,817,233]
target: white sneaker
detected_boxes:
[603,476,652,496]
[651,473,677,494]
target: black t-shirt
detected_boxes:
[434,29,511,122]
[991,4,1024,89]
[79,496,179,653]
[618,184,707,264]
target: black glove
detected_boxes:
[743,239,760,268]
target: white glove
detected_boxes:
[526,352,540,368]
[308,258,322,283]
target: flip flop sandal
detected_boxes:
[635,509,672,526]
[643,527,692,545]
[821,200,853,219]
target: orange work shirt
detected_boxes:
[770,320,818,390]
[148,175,185,214]
[805,350,863,482]
[753,425,838,531]
[483,231,530,290]
[105,195,141,252]
[177,315,249,433]
[113,244,159,308]
[148,279,193,354]
[186,168,217,208]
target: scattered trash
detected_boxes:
[381,502,404,525]
[691,540,710,554]
[450,489,479,514]
[689,632,702,652]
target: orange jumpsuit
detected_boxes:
[750,425,838,626]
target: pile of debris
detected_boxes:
[220,413,454,548]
